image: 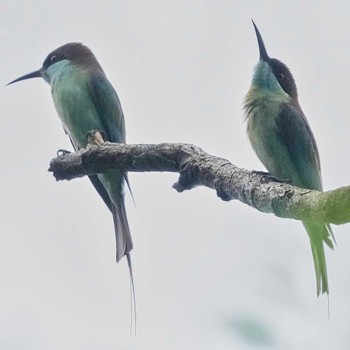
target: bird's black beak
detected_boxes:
[7,69,42,86]
[251,20,269,62]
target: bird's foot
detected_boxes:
[86,130,107,147]
[57,149,71,157]
[252,170,290,184]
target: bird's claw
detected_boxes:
[252,170,290,184]
[57,149,71,157]
[86,130,106,146]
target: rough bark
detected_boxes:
[48,134,350,226]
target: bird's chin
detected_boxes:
[41,72,50,83]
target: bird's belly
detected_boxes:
[52,86,103,149]
[247,105,295,180]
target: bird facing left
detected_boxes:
[7,43,136,329]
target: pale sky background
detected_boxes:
[1,1,350,349]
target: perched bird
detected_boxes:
[7,43,135,293]
[243,22,334,296]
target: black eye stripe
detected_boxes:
[269,58,297,98]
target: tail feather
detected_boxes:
[112,200,133,262]
[303,222,333,296]
[97,171,135,330]
[96,171,133,261]
[309,235,327,296]
[324,224,336,249]
[112,202,136,335]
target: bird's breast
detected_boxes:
[243,89,295,179]
[51,71,103,149]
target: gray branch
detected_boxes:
[48,134,350,226]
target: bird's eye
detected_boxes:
[50,55,57,63]
[279,73,285,79]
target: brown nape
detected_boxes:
[42,43,103,72]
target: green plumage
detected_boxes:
[244,22,335,296]
[7,42,136,327]
[48,53,132,262]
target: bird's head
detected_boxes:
[251,20,298,100]
[7,43,103,86]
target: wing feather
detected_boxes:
[276,103,322,190]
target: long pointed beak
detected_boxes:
[6,69,42,86]
[251,20,269,62]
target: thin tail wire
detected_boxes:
[327,294,330,319]
[126,253,137,336]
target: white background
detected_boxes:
[1,1,350,349]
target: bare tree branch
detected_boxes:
[48,135,350,226]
